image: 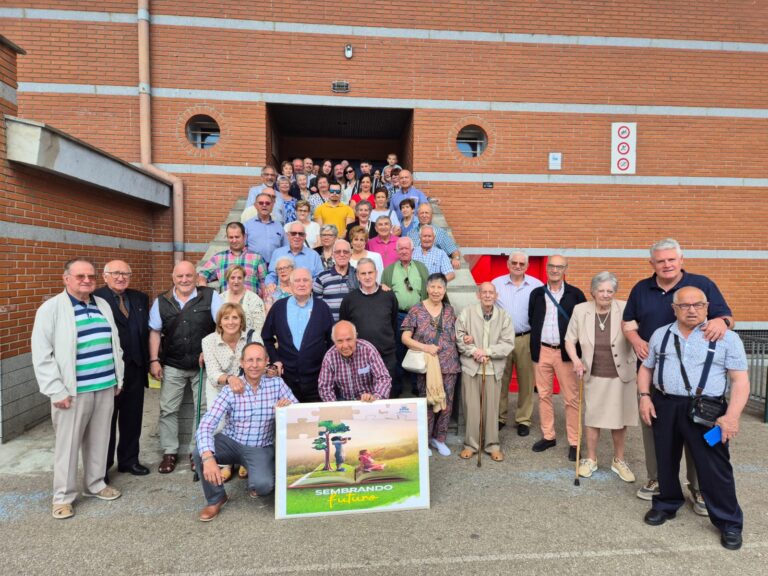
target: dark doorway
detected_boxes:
[266,104,413,170]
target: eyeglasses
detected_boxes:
[276,266,294,272]
[673,302,708,310]
[333,249,351,255]
[256,201,272,206]
[329,190,342,195]
[288,231,306,237]
[70,274,97,282]
[404,277,414,292]
[509,261,526,267]
[262,172,276,178]
[547,264,567,271]
[105,271,132,278]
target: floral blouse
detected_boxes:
[401,302,461,374]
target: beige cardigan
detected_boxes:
[564,299,636,383]
[455,303,515,379]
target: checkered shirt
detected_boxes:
[198,248,268,293]
[318,339,392,401]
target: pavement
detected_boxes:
[1,388,767,576]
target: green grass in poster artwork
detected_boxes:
[285,454,421,515]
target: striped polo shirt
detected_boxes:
[69,294,117,393]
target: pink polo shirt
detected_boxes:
[366,235,399,268]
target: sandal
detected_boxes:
[52,503,74,519]
[489,450,505,462]
[459,448,475,460]
[158,454,178,474]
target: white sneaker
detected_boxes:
[429,438,451,456]
[578,458,598,478]
[611,458,636,483]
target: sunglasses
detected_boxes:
[288,231,306,237]
[70,274,97,282]
[257,201,272,206]
[404,277,414,292]
[329,190,342,195]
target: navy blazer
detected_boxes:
[528,282,587,363]
[93,286,150,372]
[261,296,333,401]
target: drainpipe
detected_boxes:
[138,0,184,264]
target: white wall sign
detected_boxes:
[610,122,636,174]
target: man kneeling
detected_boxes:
[194,342,297,521]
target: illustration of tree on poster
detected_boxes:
[275,399,431,519]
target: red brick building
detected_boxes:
[1,1,767,439]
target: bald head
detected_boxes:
[172,261,197,297]
[332,320,358,358]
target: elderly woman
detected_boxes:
[220,265,266,335]
[345,200,378,241]
[314,224,338,270]
[564,271,639,482]
[200,302,253,481]
[263,255,294,310]
[288,200,320,248]
[348,225,383,283]
[401,273,461,457]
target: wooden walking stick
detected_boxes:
[478,360,486,468]
[574,376,584,486]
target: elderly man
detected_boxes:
[623,238,734,510]
[313,239,358,322]
[149,261,222,474]
[32,258,124,519]
[366,215,398,268]
[261,268,334,402]
[637,287,748,551]
[243,165,284,223]
[197,221,268,293]
[413,225,455,281]
[245,165,277,207]
[382,237,430,396]
[94,260,150,478]
[339,258,399,396]
[318,320,392,402]
[314,181,355,238]
[194,342,297,522]
[265,221,323,287]
[243,192,287,265]
[456,283,516,461]
[491,251,543,436]
[407,203,461,270]
[529,255,586,461]
[389,169,428,222]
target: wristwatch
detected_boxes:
[721,317,731,328]
[638,392,651,398]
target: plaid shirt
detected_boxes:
[407,224,458,257]
[196,375,297,454]
[413,245,453,276]
[318,339,392,401]
[198,248,268,293]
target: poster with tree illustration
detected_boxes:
[275,399,430,519]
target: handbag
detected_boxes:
[401,306,443,375]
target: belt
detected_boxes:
[540,342,561,350]
[515,330,530,337]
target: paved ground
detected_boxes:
[1,389,766,575]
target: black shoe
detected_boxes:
[644,509,676,526]
[104,472,110,485]
[532,438,557,452]
[720,531,742,551]
[498,422,506,430]
[517,424,530,437]
[118,463,150,476]
[568,446,577,462]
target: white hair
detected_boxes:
[650,238,682,258]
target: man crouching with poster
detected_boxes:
[194,342,297,522]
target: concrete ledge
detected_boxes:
[0,353,49,443]
[4,115,171,207]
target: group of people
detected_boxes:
[30,150,750,550]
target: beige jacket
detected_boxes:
[456,303,515,379]
[564,299,636,383]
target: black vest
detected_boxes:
[158,287,216,370]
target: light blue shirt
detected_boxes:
[148,288,222,331]
[390,186,428,222]
[491,273,543,334]
[286,296,314,350]
[246,184,284,224]
[265,246,323,285]
[243,217,287,264]
[643,322,747,397]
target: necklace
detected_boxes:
[596,311,610,332]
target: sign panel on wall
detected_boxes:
[610,122,637,174]
[275,398,431,519]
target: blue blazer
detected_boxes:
[261,296,333,402]
[93,286,150,372]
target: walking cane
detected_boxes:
[193,363,204,482]
[478,360,486,468]
[574,376,584,486]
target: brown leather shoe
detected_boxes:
[198,495,228,522]
[158,454,178,474]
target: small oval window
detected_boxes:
[456,125,488,158]
[186,115,220,149]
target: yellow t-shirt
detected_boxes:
[314,203,355,237]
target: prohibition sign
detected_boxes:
[616,158,631,171]
[617,142,630,155]
[617,125,631,139]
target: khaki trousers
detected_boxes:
[498,333,535,425]
[51,387,114,504]
[159,365,204,455]
[462,371,501,453]
[641,413,699,489]
[534,345,579,446]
